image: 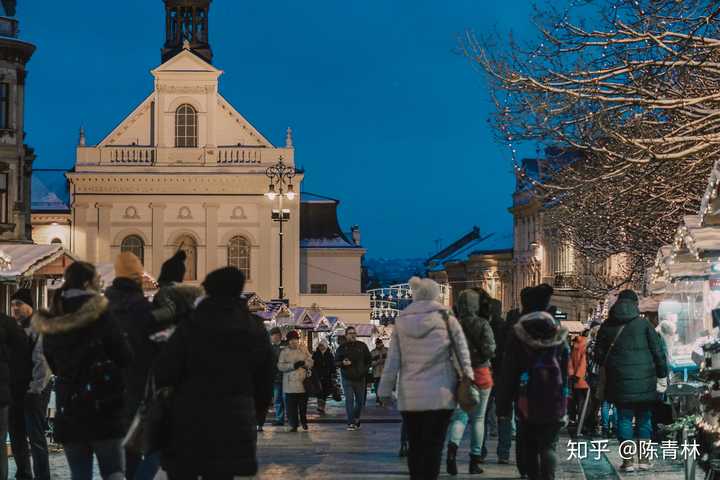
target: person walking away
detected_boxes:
[152,250,204,335]
[8,289,52,480]
[0,304,34,480]
[312,340,336,415]
[594,290,668,473]
[34,261,133,480]
[568,331,590,433]
[445,289,495,475]
[370,339,388,405]
[277,330,313,431]
[497,284,570,480]
[104,252,177,480]
[267,327,287,427]
[335,326,372,430]
[378,277,473,480]
[154,267,274,479]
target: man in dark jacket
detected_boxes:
[268,327,286,427]
[595,289,668,472]
[497,284,569,480]
[335,326,372,430]
[8,289,51,480]
[0,311,32,480]
[154,267,274,479]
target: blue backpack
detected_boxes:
[517,345,566,424]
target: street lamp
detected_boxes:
[265,156,296,301]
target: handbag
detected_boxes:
[122,373,174,455]
[302,369,323,397]
[594,325,625,401]
[440,310,479,413]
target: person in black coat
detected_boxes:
[105,252,178,480]
[0,310,32,480]
[312,340,336,414]
[154,267,274,479]
[33,261,133,480]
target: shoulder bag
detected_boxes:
[441,310,479,413]
[594,325,625,401]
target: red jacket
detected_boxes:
[568,336,589,389]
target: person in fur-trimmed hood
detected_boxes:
[34,261,132,480]
[378,277,473,480]
[497,284,569,480]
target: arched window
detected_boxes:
[175,104,197,148]
[174,234,197,281]
[227,236,250,279]
[50,238,62,245]
[121,235,145,265]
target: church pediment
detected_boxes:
[152,48,222,76]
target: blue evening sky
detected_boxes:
[20,0,537,259]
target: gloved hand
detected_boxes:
[293,361,305,369]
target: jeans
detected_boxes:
[402,410,453,480]
[285,393,308,429]
[517,419,561,480]
[342,378,366,424]
[9,390,51,480]
[481,409,512,461]
[617,403,653,442]
[125,451,161,480]
[63,438,125,480]
[274,382,285,424]
[0,406,9,480]
[447,387,491,456]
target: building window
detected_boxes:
[227,236,250,279]
[121,235,145,265]
[0,172,7,223]
[175,104,197,148]
[310,284,328,294]
[0,83,9,130]
[50,238,62,245]
[174,234,197,281]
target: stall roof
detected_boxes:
[0,244,73,281]
[345,323,379,337]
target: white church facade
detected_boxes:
[31,0,370,323]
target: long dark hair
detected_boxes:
[50,261,97,315]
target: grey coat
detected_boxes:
[278,347,314,394]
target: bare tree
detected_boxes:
[468,0,720,291]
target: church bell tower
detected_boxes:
[161,0,213,64]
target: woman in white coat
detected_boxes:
[277,330,314,432]
[378,277,473,480]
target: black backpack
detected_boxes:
[66,337,125,417]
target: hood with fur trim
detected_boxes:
[32,294,109,335]
[514,311,568,350]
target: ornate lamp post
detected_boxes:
[265,156,296,300]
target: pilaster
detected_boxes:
[151,203,167,277]
[96,202,113,263]
[204,202,219,273]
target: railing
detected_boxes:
[104,147,155,165]
[216,147,263,165]
[554,271,579,289]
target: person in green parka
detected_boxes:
[595,289,668,473]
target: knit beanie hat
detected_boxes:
[286,330,300,341]
[10,288,33,309]
[524,284,554,313]
[617,289,639,303]
[202,266,245,298]
[114,251,144,282]
[158,250,187,285]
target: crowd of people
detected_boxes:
[0,251,672,480]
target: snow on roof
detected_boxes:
[428,231,513,271]
[300,237,357,248]
[0,244,70,280]
[301,192,338,204]
[346,323,378,337]
[31,170,70,212]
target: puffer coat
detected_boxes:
[278,346,314,394]
[378,300,473,411]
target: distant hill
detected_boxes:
[364,257,427,288]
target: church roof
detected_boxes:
[31,170,70,213]
[300,193,358,249]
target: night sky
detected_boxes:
[19,0,536,259]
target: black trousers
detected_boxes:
[517,419,561,480]
[285,393,308,429]
[9,390,51,480]
[401,410,453,480]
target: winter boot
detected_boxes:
[469,455,484,474]
[446,443,458,476]
[398,442,408,458]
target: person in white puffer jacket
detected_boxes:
[378,276,473,480]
